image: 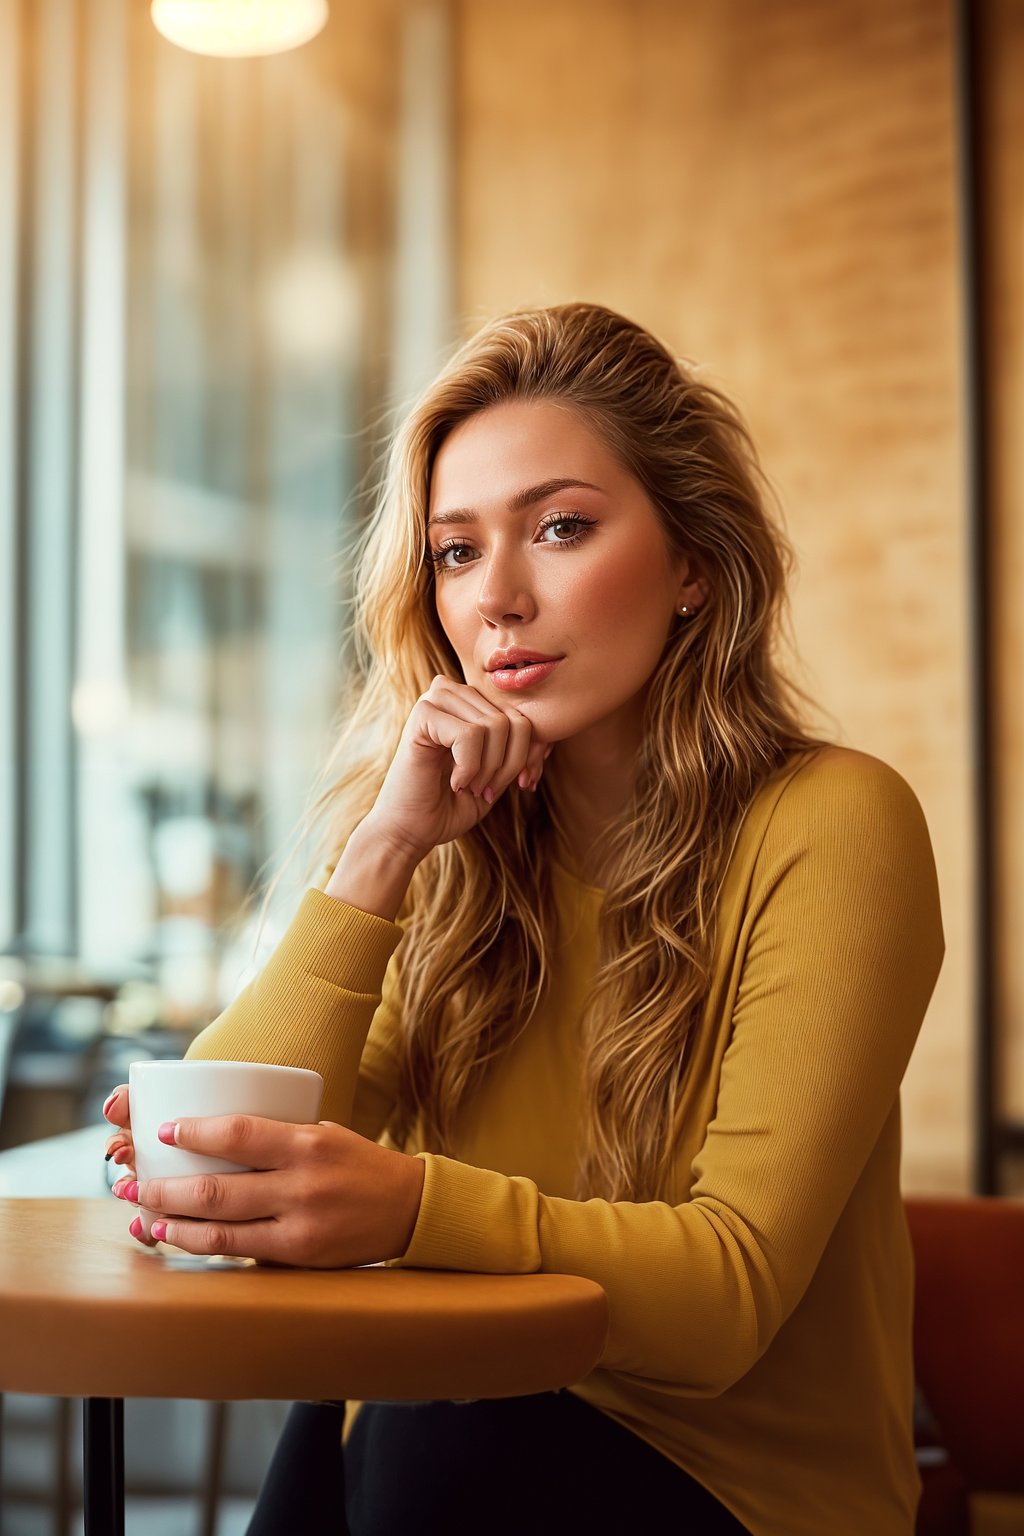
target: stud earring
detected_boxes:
[678,604,690,616]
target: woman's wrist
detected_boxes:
[393,1153,426,1259]
[323,818,424,923]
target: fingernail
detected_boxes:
[543,745,553,759]
[157,1122,178,1146]
[151,1221,167,1242]
[112,1179,128,1198]
[112,1147,132,1165]
[517,770,528,790]
[102,1090,119,1116]
[129,1216,144,1240]
[483,787,494,804]
[123,1180,140,1204]
[530,778,539,792]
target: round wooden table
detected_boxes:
[0,1197,609,1533]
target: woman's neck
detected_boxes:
[543,725,642,888]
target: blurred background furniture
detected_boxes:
[908,1196,1024,1536]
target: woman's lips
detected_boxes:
[487,659,563,691]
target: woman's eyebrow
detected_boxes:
[426,477,605,531]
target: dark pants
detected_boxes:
[246,1393,752,1535]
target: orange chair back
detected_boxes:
[905,1196,1024,1494]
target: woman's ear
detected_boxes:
[675,557,710,614]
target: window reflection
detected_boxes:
[78,12,361,1031]
[1,0,452,1147]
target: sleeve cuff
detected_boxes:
[272,889,404,995]
[388,1154,542,1274]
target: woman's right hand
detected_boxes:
[361,674,553,862]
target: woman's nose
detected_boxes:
[475,553,536,625]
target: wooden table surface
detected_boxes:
[0,1198,609,1403]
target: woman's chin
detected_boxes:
[474,679,576,742]
[504,698,570,741]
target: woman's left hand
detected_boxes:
[112,1116,426,1268]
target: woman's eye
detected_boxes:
[428,543,475,571]
[537,512,597,546]
[541,518,582,542]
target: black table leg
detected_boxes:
[83,1397,124,1536]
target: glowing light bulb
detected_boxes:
[151,0,329,58]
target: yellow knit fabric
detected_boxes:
[186,745,944,1536]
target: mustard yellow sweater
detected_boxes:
[187,745,944,1536]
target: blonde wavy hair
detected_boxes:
[301,302,824,1202]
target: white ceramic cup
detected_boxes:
[128,1060,323,1242]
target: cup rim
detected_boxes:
[128,1060,322,1084]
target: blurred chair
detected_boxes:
[907,1196,1024,1536]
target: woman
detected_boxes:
[103,303,944,1535]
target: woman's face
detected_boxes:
[426,399,703,745]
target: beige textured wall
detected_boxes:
[454,0,972,1190]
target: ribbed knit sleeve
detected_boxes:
[185,889,405,1133]
[387,751,945,1396]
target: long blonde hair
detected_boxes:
[303,302,824,1201]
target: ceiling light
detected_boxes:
[151,0,329,59]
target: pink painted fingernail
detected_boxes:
[123,1180,139,1204]
[157,1122,178,1146]
[150,1221,167,1242]
[483,786,494,804]
[129,1216,144,1240]
[543,745,553,759]
[102,1090,119,1116]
